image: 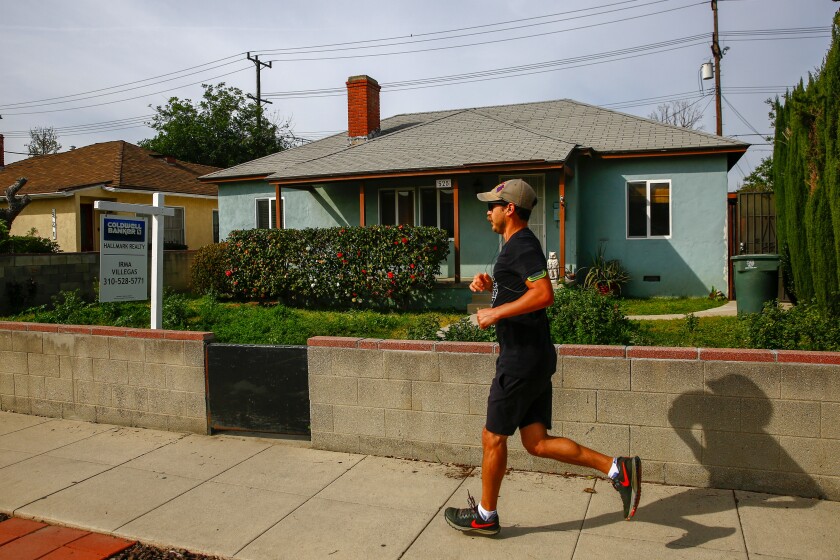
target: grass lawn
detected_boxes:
[191,301,464,345]
[632,316,748,348]
[3,294,465,346]
[620,297,727,316]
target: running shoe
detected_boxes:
[611,456,641,520]
[444,491,500,535]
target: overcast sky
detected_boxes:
[1,0,836,188]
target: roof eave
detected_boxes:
[266,159,567,186]
[198,173,271,184]
[596,145,749,168]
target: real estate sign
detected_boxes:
[99,215,148,302]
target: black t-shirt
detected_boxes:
[491,228,557,378]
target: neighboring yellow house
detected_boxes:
[0,141,219,252]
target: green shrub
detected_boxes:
[161,290,191,329]
[442,317,497,342]
[190,242,231,296]
[406,314,444,340]
[0,224,60,254]
[743,299,840,351]
[16,289,191,330]
[225,225,449,308]
[547,286,634,345]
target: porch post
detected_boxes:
[558,170,566,276]
[359,181,366,226]
[453,178,461,283]
[275,185,283,228]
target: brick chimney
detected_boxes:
[0,134,4,169]
[346,75,381,145]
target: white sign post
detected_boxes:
[94,193,174,329]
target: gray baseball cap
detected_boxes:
[476,178,538,210]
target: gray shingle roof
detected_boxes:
[201,99,748,182]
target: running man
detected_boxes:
[444,179,641,536]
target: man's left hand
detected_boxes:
[476,307,499,329]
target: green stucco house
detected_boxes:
[200,75,748,300]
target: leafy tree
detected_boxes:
[140,83,300,168]
[738,156,774,192]
[26,127,61,156]
[647,100,705,130]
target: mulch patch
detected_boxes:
[109,543,226,560]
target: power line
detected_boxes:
[256,0,685,57]
[0,59,245,111]
[263,35,710,99]
[0,54,239,109]
[0,18,822,115]
[0,0,678,112]
[722,94,764,137]
[0,66,252,116]
[260,2,706,63]
[254,0,657,54]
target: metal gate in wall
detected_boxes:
[206,344,310,435]
[736,192,776,255]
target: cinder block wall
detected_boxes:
[0,322,212,434]
[0,251,197,314]
[307,337,840,501]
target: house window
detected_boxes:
[164,207,186,246]
[627,180,671,238]
[420,188,454,238]
[256,197,284,229]
[212,210,219,243]
[380,189,415,226]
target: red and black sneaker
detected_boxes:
[444,492,500,536]
[611,456,642,520]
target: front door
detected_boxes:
[80,203,95,251]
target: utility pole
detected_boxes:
[246,52,273,147]
[711,0,723,136]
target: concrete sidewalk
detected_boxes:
[1,411,837,559]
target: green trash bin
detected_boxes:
[731,254,780,314]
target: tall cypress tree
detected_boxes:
[773,13,840,314]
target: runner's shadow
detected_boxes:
[499,486,738,548]
[500,373,821,547]
[669,373,824,500]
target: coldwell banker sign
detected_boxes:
[99,215,148,302]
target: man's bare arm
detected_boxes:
[476,276,553,329]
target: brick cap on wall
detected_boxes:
[0,321,215,341]
[306,336,840,364]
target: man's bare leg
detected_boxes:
[480,427,508,511]
[519,422,613,474]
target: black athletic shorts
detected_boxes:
[485,373,553,436]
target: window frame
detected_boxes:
[625,179,672,240]
[379,188,416,226]
[419,186,455,239]
[255,197,285,229]
[164,205,186,246]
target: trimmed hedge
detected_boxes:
[224,225,449,308]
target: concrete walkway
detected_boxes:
[1,411,838,560]
[627,300,738,321]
